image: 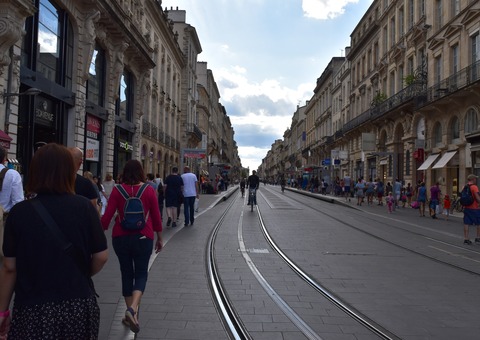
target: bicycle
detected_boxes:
[240,186,245,197]
[450,195,464,213]
[248,187,256,211]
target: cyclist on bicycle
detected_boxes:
[247,170,260,205]
[240,178,246,197]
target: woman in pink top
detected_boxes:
[101,160,162,333]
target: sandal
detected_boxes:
[125,307,140,333]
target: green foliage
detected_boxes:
[403,74,417,86]
[371,92,387,107]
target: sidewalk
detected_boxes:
[285,186,463,221]
[94,186,238,340]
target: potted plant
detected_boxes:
[371,92,387,107]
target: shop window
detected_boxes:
[465,108,478,134]
[22,0,73,88]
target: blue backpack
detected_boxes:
[116,183,149,231]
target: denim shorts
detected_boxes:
[463,208,480,226]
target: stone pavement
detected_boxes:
[94,184,469,339]
[93,187,238,340]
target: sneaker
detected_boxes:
[172,222,177,228]
[464,239,473,245]
[475,238,480,244]
[184,223,189,227]
[167,217,172,226]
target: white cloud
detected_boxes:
[302,0,360,20]
[238,146,270,172]
[216,65,311,106]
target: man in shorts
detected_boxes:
[463,174,480,245]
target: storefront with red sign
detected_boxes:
[84,114,103,175]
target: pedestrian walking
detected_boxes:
[406,182,413,206]
[394,178,402,209]
[0,146,24,262]
[68,147,98,209]
[386,192,394,213]
[429,182,441,219]
[417,182,427,217]
[157,181,165,220]
[163,167,183,228]
[355,178,365,206]
[443,194,451,220]
[343,174,351,201]
[462,174,480,245]
[101,159,163,333]
[0,143,108,339]
[181,166,199,226]
[376,179,384,206]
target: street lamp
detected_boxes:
[2,88,41,104]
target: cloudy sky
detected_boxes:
[162,0,374,173]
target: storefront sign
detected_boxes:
[86,115,101,139]
[35,100,54,127]
[85,138,100,161]
[119,140,133,152]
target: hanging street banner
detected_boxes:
[183,148,207,159]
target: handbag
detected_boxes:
[31,199,97,295]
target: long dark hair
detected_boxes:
[121,160,145,185]
[27,143,76,194]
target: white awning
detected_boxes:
[417,154,440,171]
[432,151,457,169]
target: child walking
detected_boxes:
[443,194,451,220]
[387,192,394,213]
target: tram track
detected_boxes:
[205,190,399,339]
[279,187,480,277]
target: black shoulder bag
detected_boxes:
[30,199,98,296]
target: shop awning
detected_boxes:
[417,153,440,171]
[0,130,12,149]
[432,151,457,169]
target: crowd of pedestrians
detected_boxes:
[0,141,210,338]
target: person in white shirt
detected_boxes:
[0,146,24,260]
[181,166,199,226]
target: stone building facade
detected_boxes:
[0,0,240,183]
[260,0,480,198]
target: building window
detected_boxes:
[408,0,414,29]
[87,44,105,106]
[399,7,404,37]
[390,16,396,48]
[472,33,480,63]
[21,0,73,88]
[435,0,443,29]
[451,44,459,74]
[117,69,134,122]
[435,55,442,84]
[434,122,442,146]
[451,116,460,140]
[465,108,478,134]
[452,0,460,16]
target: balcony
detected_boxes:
[186,123,203,142]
